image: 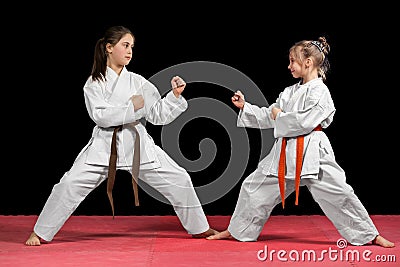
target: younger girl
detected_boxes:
[206,37,394,248]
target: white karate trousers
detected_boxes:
[33,145,209,242]
[227,154,379,246]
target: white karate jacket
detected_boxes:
[237,78,336,179]
[81,66,187,170]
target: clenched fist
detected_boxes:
[171,76,186,98]
[232,90,245,109]
[130,95,144,111]
[270,106,282,120]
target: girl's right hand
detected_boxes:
[131,95,144,111]
[270,107,282,120]
[232,90,245,109]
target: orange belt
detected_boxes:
[107,122,140,219]
[278,125,322,208]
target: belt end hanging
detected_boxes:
[107,192,115,220]
[132,177,140,206]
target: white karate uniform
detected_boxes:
[227,78,379,245]
[33,67,209,242]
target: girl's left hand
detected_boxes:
[171,76,186,97]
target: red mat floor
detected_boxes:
[0,215,398,266]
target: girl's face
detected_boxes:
[107,33,134,71]
[288,51,304,79]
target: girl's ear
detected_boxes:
[305,57,313,68]
[106,43,113,54]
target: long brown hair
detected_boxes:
[91,26,134,82]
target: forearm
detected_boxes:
[146,90,188,125]
[237,102,275,129]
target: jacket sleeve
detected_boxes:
[237,102,278,129]
[139,78,188,125]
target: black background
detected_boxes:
[3,4,398,217]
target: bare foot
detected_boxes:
[206,230,232,240]
[372,235,395,248]
[25,232,41,246]
[192,228,220,238]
